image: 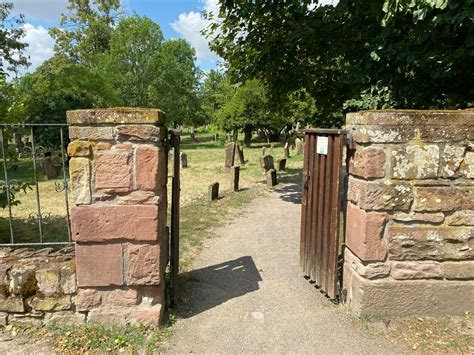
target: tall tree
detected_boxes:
[49,0,121,64]
[200,69,226,125]
[206,0,474,127]
[0,2,28,77]
[104,16,164,107]
[150,39,202,126]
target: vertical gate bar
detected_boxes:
[321,135,334,292]
[170,131,181,305]
[59,127,72,242]
[313,140,326,284]
[327,134,344,298]
[30,127,43,243]
[308,139,320,281]
[307,134,318,279]
[303,134,315,275]
[0,128,15,244]
[300,134,310,270]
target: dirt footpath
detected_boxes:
[162,181,406,354]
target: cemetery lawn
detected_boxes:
[0,130,303,246]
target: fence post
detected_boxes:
[67,108,168,327]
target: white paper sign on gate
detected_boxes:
[316,136,328,155]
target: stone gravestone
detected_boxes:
[259,155,275,174]
[266,169,278,187]
[214,133,219,141]
[41,154,59,180]
[180,152,188,168]
[208,182,219,201]
[237,145,245,165]
[284,142,290,159]
[295,138,304,155]
[277,159,286,171]
[225,142,236,172]
[231,166,240,192]
[52,154,62,176]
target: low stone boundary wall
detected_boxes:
[343,110,474,317]
[0,247,79,326]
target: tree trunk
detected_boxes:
[244,126,252,147]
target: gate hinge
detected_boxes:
[344,134,356,150]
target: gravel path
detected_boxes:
[163,180,406,354]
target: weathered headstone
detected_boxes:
[41,155,59,180]
[259,154,275,174]
[180,152,188,168]
[295,138,304,155]
[277,159,287,171]
[52,155,62,175]
[208,182,219,201]
[266,169,278,187]
[225,143,236,172]
[237,145,245,165]
[230,166,240,192]
[190,128,197,141]
[284,142,290,159]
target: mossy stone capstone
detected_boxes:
[67,108,166,125]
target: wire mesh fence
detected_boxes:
[0,123,72,246]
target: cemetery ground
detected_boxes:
[0,131,473,353]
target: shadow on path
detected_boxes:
[176,256,262,318]
[276,174,302,204]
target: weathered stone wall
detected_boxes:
[0,247,80,326]
[67,108,168,327]
[343,110,474,317]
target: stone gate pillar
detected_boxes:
[67,108,168,326]
[343,110,474,317]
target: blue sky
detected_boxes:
[11,0,220,73]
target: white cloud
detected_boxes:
[11,0,68,22]
[22,23,55,72]
[171,0,220,65]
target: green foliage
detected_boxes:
[0,2,28,77]
[206,0,474,127]
[200,69,226,124]
[49,0,121,63]
[13,0,203,128]
[0,178,31,209]
[149,39,202,126]
[104,16,164,107]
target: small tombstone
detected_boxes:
[41,153,59,180]
[190,128,197,141]
[230,166,240,192]
[259,154,275,174]
[266,169,278,187]
[52,155,62,175]
[295,138,304,155]
[284,142,290,159]
[180,152,188,168]
[225,142,236,172]
[261,147,266,157]
[237,145,245,165]
[214,133,219,141]
[277,158,287,171]
[208,182,219,201]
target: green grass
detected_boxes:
[7,313,177,353]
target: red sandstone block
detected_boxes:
[71,205,159,242]
[125,243,161,285]
[95,150,132,192]
[130,306,164,327]
[349,146,386,179]
[136,146,166,191]
[76,244,123,287]
[346,202,388,261]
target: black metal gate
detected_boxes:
[169,130,180,305]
